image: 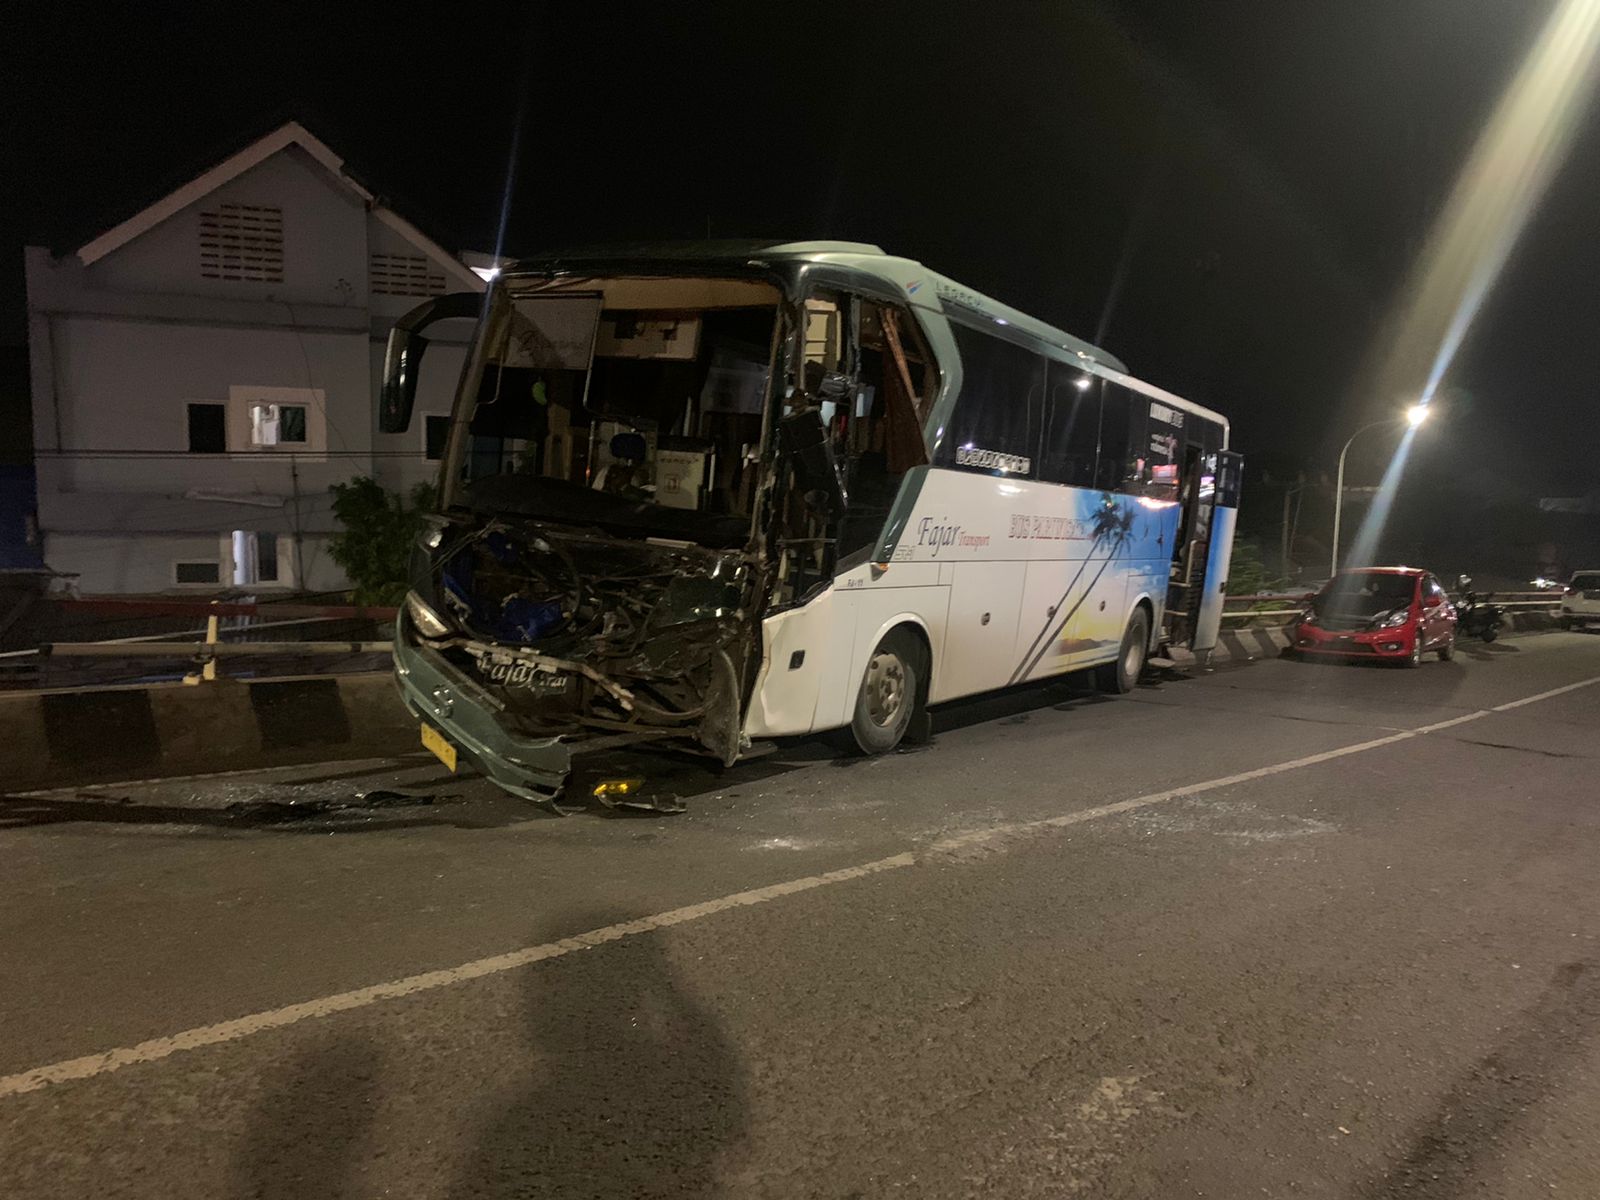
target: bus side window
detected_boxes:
[939,322,1043,478]
[1095,383,1136,492]
[833,299,934,561]
[1039,364,1100,487]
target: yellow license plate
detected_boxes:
[420,723,457,772]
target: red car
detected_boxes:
[1292,567,1458,667]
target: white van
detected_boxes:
[1559,571,1600,629]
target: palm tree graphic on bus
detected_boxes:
[1010,493,1139,684]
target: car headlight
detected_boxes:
[1375,608,1410,629]
[404,591,453,638]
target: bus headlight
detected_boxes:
[405,591,452,638]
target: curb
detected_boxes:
[0,673,417,793]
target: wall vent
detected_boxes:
[199,203,284,282]
[370,252,446,296]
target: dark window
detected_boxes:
[425,415,450,461]
[257,532,279,583]
[1095,383,1139,491]
[1038,364,1100,487]
[938,322,1043,476]
[278,405,307,444]
[187,403,226,453]
[175,561,220,585]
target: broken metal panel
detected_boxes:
[402,516,762,787]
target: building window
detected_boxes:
[199,203,284,282]
[257,532,280,583]
[249,403,308,447]
[174,560,221,585]
[424,414,450,461]
[370,252,446,296]
[187,402,227,453]
[230,531,281,585]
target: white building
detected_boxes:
[24,121,486,593]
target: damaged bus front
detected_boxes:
[381,252,847,802]
[382,242,1237,806]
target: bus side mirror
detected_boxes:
[778,409,846,520]
[379,292,483,434]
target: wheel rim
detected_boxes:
[1123,630,1144,680]
[864,651,907,728]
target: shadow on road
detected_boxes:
[1360,959,1600,1198]
[235,1030,383,1199]
[449,912,749,1198]
[1458,640,1523,661]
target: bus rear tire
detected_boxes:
[851,629,923,755]
[1095,609,1149,694]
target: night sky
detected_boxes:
[5,1,1597,505]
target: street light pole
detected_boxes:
[1330,405,1431,577]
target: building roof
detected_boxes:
[68,119,481,291]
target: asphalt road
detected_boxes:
[3,631,1599,1198]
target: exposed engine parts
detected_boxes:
[411,520,756,764]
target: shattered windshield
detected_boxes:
[444,276,781,548]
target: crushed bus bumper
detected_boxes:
[393,618,574,800]
[392,517,759,804]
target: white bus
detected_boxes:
[380,241,1239,801]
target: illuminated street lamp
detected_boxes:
[1330,404,1430,576]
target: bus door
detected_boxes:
[1184,450,1242,655]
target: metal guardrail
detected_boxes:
[1220,590,1563,624]
[0,597,399,690]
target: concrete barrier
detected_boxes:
[0,673,417,793]
[0,614,1566,792]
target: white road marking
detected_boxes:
[4,672,1598,1101]
[0,853,915,1099]
[1490,674,1600,712]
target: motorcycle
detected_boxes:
[1454,575,1506,643]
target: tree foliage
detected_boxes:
[327,476,436,605]
[1226,536,1283,597]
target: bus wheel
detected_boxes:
[852,630,922,754]
[1095,609,1150,694]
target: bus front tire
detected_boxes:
[851,630,924,755]
[1095,609,1150,694]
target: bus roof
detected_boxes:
[507,239,1227,435]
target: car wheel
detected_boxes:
[1095,608,1150,694]
[1437,635,1454,661]
[1405,636,1423,668]
[851,629,923,755]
